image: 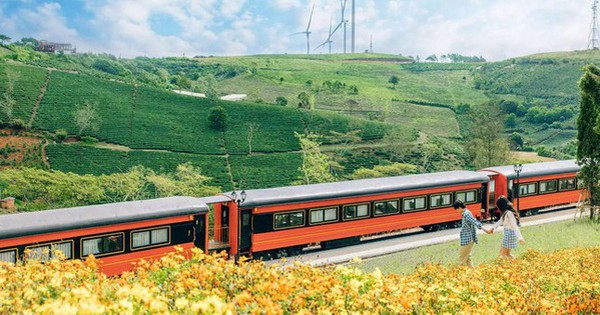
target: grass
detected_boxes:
[356,219,600,275]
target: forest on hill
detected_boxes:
[0,41,595,209]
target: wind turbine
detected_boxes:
[316,0,348,53]
[315,16,334,53]
[291,3,315,54]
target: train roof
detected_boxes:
[479,159,580,180]
[0,196,209,239]
[227,170,489,208]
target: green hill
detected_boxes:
[1,46,595,190]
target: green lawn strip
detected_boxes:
[356,220,600,275]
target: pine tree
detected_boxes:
[577,65,600,220]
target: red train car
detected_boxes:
[478,160,581,218]
[214,170,489,259]
[0,197,209,276]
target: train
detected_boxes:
[0,160,582,275]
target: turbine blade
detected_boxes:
[291,31,306,36]
[306,3,315,32]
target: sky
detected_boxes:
[0,0,595,61]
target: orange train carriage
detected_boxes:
[214,170,490,259]
[0,196,210,276]
[0,160,584,270]
[478,160,581,219]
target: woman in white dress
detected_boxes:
[490,195,525,259]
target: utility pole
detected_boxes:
[589,0,600,49]
[351,0,355,53]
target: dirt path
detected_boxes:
[28,69,52,128]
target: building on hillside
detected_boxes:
[34,40,77,54]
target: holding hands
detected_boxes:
[483,227,493,234]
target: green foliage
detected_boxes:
[464,103,510,168]
[0,165,219,210]
[505,113,517,128]
[524,105,574,124]
[54,129,68,143]
[208,106,227,131]
[73,100,101,135]
[275,96,288,106]
[388,75,399,89]
[510,132,524,149]
[0,68,19,123]
[297,92,312,109]
[45,144,230,190]
[176,76,192,91]
[295,132,337,184]
[92,59,128,76]
[577,64,600,216]
[351,162,419,179]
[0,34,10,45]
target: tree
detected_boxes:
[297,92,314,109]
[0,34,11,45]
[20,37,39,47]
[198,74,219,102]
[295,132,338,184]
[74,101,101,136]
[577,65,600,220]
[176,76,191,91]
[505,113,517,128]
[510,132,524,149]
[465,103,510,168]
[351,163,418,179]
[388,75,399,89]
[246,122,259,154]
[275,96,288,106]
[0,69,18,123]
[208,106,227,131]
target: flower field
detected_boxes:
[0,247,598,314]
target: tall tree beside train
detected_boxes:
[577,64,600,220]
[462,102,510,168]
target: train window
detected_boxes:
[0,249,16,263]
[539,180,558,193]
[309,207,338,225]
[374,200,399,216]
[430,193,452,209]
[82,233,124,257]
[456,190,477,204]
[51,242,73,259]
[519,183,537,196]
[403,197,427,212]
[274,211,305,229]
[343,204,370,220]
[132,227,170,249]
[559,178,576,191]
[27,245,51,262]
[25,241,73,262]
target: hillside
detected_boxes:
[0,61,406,191]
[1,46,595,190]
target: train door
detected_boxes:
[239,209,252,254]
[221,205,229,242]
[488,180,496,211]
[194,214,206,251]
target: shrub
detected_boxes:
[54,129,68,143]
[208,106,227,131]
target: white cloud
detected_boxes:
[2,0,595,59]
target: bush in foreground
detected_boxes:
[0,247,598,314]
